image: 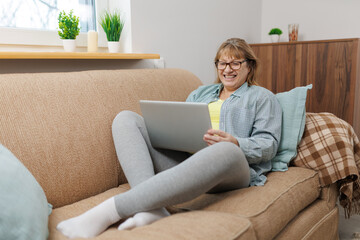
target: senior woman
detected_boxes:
[57,38,282,238]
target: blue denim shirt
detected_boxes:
[186,82,282,186]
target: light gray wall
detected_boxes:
[261,0,360,43]
[6,0,360,79]
[0,1,262,77]
[128,0,263,84]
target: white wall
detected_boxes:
[125,0,262,85]
[5,0,360,82]
[261,0,360,43]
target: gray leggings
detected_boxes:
[112,111,250,218]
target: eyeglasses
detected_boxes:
[215,59,248,70]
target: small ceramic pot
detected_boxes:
[270,35,280,43]
[107,41,120,53]
[62,39,76,52]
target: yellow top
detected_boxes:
[208,99,223,130]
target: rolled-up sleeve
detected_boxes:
[236,94,282,165]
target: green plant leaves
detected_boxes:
[268,28,283,35]
[58,10,80,39]
[99,11,125,42]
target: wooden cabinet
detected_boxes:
[250,38,360,137]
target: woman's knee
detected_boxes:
[210,142,242,155]
[112,111,142,130]
[209,142,247,168]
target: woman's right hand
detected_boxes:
[203,129,239,146]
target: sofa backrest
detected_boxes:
[0,68,202,208]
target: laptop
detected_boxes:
[139,100,212,153]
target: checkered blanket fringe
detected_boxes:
[339,177,360,218]
[291,112,360,218]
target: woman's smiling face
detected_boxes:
[217,55,250,92]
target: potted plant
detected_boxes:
[58,10,80,52]
[99,11,125,53]
[268,28,282,43]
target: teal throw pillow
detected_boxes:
[0,144,52,240]
[271,84,312,171]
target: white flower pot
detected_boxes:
[270,35,280,43]
[62,39,76,52]
[107,41,120,53]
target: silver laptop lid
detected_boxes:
[140,100,212,153]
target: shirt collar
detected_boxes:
[212,82,250,98]
[212,84,222,96]
[232,82,250,97]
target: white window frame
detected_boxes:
[0,0,109,48]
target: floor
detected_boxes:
[338,205,360,240]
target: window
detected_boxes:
[0,0,112,48]
[0,0,96,32]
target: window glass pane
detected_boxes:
[0,0,96,32]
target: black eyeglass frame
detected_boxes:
[215,59,248,70]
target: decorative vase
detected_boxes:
[270,35,280,43]
[288,24,299,42]
[107,41,120,53]
[87,30,98,52]
[62,39,76,52]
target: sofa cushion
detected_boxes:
[103,211,256,240]
[174,167,320,240]
[274,199,339,240]
[271,84,312,171]
[49,185,257,240]
[0,144,51,240]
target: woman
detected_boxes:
[57,38,282,238]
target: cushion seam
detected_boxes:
[230,218,254,240]
[238,171,319,218]
[300,206,338,240]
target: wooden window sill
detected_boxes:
[0,52,160,59]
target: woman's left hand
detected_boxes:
[203,129,239,146]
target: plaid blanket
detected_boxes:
[291,112,360,218]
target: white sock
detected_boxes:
[118,208,170,230]
[57,197,121,239]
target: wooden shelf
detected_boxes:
[0,52,160,60]
[250,38,359,47]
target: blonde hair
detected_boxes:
[214,38,260,86]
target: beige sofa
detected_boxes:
[0,69,339,240]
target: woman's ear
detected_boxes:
[246,62,251,73]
